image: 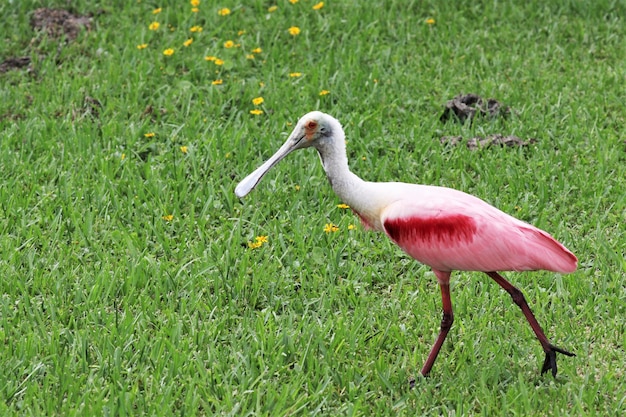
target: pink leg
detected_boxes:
[486,271,575,377]
[420,271,454,377]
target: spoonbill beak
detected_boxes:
[235,130,308,198]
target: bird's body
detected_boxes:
[334,180,576,274]
[235,111,577,379]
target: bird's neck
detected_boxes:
[316,140,365,205]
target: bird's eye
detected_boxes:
[306,121,317,129]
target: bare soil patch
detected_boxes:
[440,93,510,124]
[0,57,32,73]
[30,8,92,41]
[440,134,537,150]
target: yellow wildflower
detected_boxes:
[294,185,300,191]
[152,7,162,14]
[323,223,339,233]
[191,8,199,12]
[319,89,330,96]
[204,55,217,61]
[313,2,324,10]
[246,54,255,59]
[259,82,265,87]
[137,43,148,50]
[268,5,278,12]
[337,204,350,209]
[252,47,262,54]
[149,21,160,31]
[218,8,231,16]
[348,224,356,230]
[248,235,268,249]
[289,72,302,77]
[289,0,298,4]
[163,48,175,56]
[214,58,224,65]
[224,40,235,48]
[162,214,174,221]
[190,0,200,6]
[180,146,188,154]
[183,38,193,47]
[250,109,264,115]
[212,79,223,85]
[121,153,126,160]
[426,18,435,25]
[190,25,203,32]
[252,97,264,106]
[144,132,155,138]
[288,26,301,36]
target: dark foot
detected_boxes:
[408,372,428,389]
[541,344,575,377]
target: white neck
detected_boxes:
[315,135,366,206]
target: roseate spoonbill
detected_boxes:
[235,111,577,378]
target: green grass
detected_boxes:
[1,0,625,415]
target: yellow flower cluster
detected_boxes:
[251,97,264,115]
[137,1,329,118]
[248,235,269,249]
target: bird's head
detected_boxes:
[235,111,344,198]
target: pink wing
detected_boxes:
[380,194,577,274]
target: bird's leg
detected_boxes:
[420,272,454,377]
[485,271,575,377]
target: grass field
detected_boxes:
[1,0,625,415]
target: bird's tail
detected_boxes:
[524,227,578,273]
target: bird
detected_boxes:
[235,111,577,378]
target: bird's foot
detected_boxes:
[541,344,575,377]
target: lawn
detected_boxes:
[1,0,625,415]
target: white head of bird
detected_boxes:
[235,111,349,199]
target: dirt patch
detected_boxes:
[440,134,537,150]
[440,93,510,124]
[30,8,92,41]
[0,57,32,73]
